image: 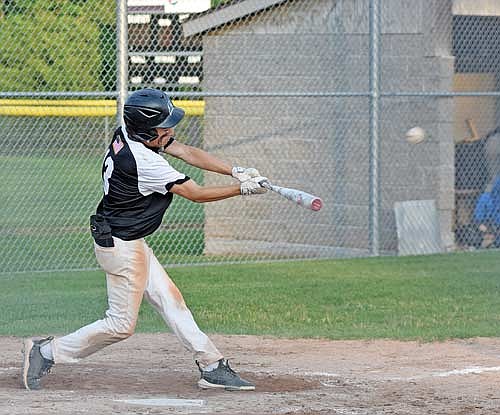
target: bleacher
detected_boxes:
[127,1,209,90]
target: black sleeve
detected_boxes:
[165,176,191,191]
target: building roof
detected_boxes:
[182,0,288,37]
[453,0,500,16]
[182,0,500,38]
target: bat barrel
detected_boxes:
[262,181,323,211]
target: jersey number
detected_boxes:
[103,156,114,195]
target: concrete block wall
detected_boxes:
[201,0,455,256]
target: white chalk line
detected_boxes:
[292,366,500,382]
[284,370,339,378]
[302,371,340,377]
[320,381,339,387]
[395,366,500,381]
[115,398,205,407]
[291,371,341,387]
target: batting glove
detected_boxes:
[240,176,268,196]
[232,166,261,183]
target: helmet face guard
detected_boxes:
[123,89,185,143]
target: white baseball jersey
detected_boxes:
[96,126,190,240]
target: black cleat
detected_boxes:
[197,359,255,391]
[21,337,54,390]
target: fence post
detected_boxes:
[369,0,381,255]
[116,0,128,126]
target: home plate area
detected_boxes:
[2,334,500,414]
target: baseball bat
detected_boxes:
[261,181,323,211]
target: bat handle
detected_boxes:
[260,180,272,191]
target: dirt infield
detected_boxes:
[2,334,500,414]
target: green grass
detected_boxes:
[3,251,500,340]
[1,154,205,272]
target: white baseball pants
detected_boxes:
[52,237,223,367]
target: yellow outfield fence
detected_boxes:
[0,99,205,117]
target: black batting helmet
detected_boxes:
[123,88,185,142]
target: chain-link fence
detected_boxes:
[1,0,500,273]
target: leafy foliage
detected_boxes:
[0,0,115,91]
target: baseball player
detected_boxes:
[22,88,267,391]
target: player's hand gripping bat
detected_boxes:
[260,180,323,211]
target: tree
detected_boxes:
[0,0,115,92]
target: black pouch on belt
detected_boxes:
[90,214,115,247]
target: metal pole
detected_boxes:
[369,0,380,255]
[116,0,128,126]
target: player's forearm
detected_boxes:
[180,146,232,175]
[171,182,241,203]
[193,185,241,202]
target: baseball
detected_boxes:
[405,127,426,144]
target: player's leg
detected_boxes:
[142,243,255,390]
[21,238,149,390]
[53,239,150,361]
[142,243,222,365]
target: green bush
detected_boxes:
[0,0,115,91]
